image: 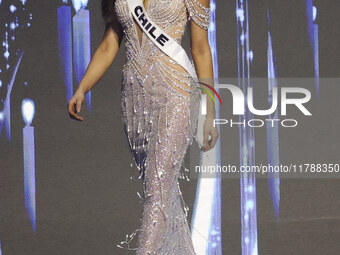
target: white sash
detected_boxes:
[126,0,197,79]
[126,0,206,148]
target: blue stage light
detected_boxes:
[72,0,89,12]
[21,98,35,126]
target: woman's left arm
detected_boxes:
[188,0,219,151]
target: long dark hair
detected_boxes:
[101,0,116,24]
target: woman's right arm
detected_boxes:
[67,18,124,121]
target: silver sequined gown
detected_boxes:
[114,0,210,254]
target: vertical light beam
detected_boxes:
[236,0,259,254]
[21,98,36,233]
[2,50,24,143]
[313,5,320,98]
[57,5,74,103]
[267,12,280,217]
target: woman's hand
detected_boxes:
[67,90,85,121]
[202,116,219,151]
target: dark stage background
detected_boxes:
[1,0,340,254]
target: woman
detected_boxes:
[67,0,218,253]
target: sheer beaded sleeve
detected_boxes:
[184,0,211,30]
